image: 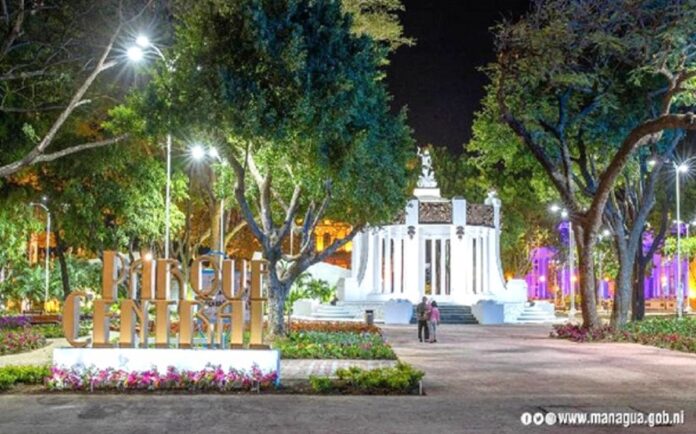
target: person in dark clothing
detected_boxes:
[415,296,431,342]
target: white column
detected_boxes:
[384,231,392,294]
[476,231,483,295]
[451,197,467,303]
[403,198,420,302]
[482,231,490,294]
[429,237,437,295]
[486,229,496,295]
[375,232,382,294]
[463,233,473,296]
[403,229,420,301]
[439,238,447,296]
[394,233,403,294]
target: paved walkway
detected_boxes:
[2,324,696,433]
[0,338,68,367]
[0,341,395,378]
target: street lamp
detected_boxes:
[675,162,689,318]
[128,34,172,259]
[596,229,611,308]
[191,145,226,267]
[29,201,51,311]
[550,204,576,318]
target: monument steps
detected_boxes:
[410,303,479,325]
[310,304,356,319]
[514,303,559,323]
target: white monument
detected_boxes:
[336,149,527,322]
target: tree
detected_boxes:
[0,0,158,178]
[342,0,414,51]
[131,0,414,336]
[32,141,185,298]
[489,0,696,328]
[0,193,39,291]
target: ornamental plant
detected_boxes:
[275,331,396,360]
[0,365,51,390]
[309,362,424,394]
[288,321,382,335]
[0,327,46,355]
[46,364,278,392]
[0,315,31,330]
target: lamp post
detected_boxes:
[128,35,172,259]
[675,162,689,318]
[687,219,696,314]
[191,145,226,267]
[550,204,576,318]
[29,200,51,310]
[596,229,610,310]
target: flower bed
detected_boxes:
[551,317,696,353]
[288,321,381,334]
[550,323,616,342]
[46,365,278,392]
[275,331,397,359]
[0,327,47,355]
[309,362,423,394]
[0,315,31,330]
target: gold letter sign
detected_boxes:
[62,251,268,349]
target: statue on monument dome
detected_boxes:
[417,147,438,188]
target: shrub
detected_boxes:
[275,331,397,360]
[310,362,424,394]
[286,274,336,315]
[0,327,46,355]
[0,372,14,391]
[288,321,381,334]
[0,365,50,391]
[31,323,91,339]
[551,318,696,355]
[309,375,333,393]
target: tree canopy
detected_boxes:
[119,0,414,334]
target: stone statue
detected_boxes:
[417,148,438,188]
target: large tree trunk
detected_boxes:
[632,252,646,321]
[54,230,71,300]
[611,249,632,326]
[577,225,601,328]
[267,266,290,337]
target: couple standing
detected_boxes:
[416,296,440,343]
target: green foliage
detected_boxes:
[286,274,336,314]
[274,331,397,359]
[336,362,423,392]
[308,375,334,393]
[0,259,62,304]
[623,316,696,337]
[39,147,185,255]
[342,0,414,52]
[663,236,696,258]
[309,362,424,394]
[0,256,99,305]
[32,322,91,339]
[130,0,415,226]
[0,365,50,390]
[554,316,696,354]
[0,199,41,273]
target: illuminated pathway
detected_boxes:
[2,324,696,433]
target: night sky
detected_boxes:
[387,0,530,154]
